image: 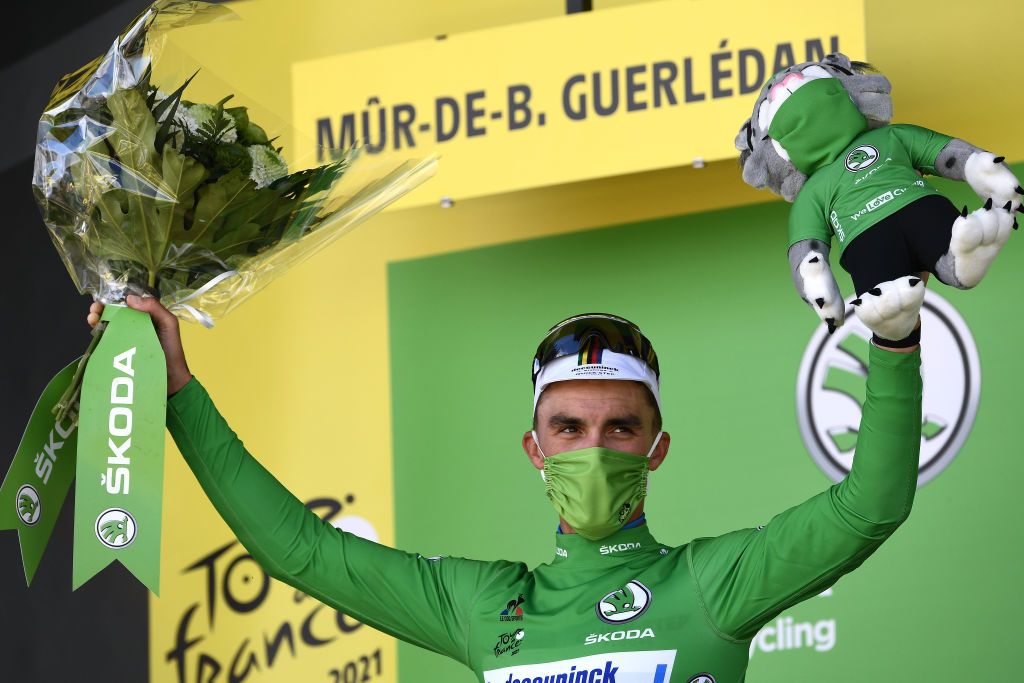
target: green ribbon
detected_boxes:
[72,304,166,594]
[0,358,82,584]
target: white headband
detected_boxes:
[532,349,661,414]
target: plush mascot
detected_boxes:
[735,53,1022,345]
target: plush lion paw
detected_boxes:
[852,275,926,341]
[797,250,845,333]
[964,152,1023,211]
[949,201,1014,288]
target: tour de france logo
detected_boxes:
[797,290,980,486]
[596,580,652,624]
[845,144,879,172]
[95,508,138,549]
[16,484,41,526]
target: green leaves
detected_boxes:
[107,89,158,171]
[152,70,197,154]
[191,169,253,240]
[210,222,263,256]
[280,160,349,242]
[92,189,142,263]
[190,103,237,145]
[135,146,206,284]
[226,106,269,145]
[47,69,362,313]
[187,169,275,260]
[159,144,206,222]
[87,145,206,286]
[99,90,206,286]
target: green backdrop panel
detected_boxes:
[388,168,1022,682]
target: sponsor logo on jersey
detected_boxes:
[845,145,878,172]
[687,674,716,683]
[853,155,893,185]
[500,594,525,622]
[493,629,525,657]
[599,541,641,555]
[16,484,41,526]
[585,627,655,645]
[852,185,909,222]
[596,580,652,624]
[95,507,137,549]
[864,189,894,212]
[555,547,568,558]
[829,210,845,242]
[483,649,676,683]
[797,290,980,486]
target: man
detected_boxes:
[87,300,922,683]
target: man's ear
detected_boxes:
[522,431,544,470]
[648,432,671,472]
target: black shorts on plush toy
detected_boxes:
[735,53,1022,345]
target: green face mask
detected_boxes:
[536,433,661,541]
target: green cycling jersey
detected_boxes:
[166,344,922,683]
[788,124,954,255]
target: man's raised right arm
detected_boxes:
[89,297,520,666]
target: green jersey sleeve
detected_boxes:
[689,344,922,641]
[788,180,832,248]
[166,378,523,665]
[890,124,954,175]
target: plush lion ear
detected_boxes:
[780,168,808,202]
[841,72,893,126]
[735,120,752,151]
[823,52,853,71]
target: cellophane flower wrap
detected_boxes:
[33,0,436,326]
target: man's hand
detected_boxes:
[87,295,193,396]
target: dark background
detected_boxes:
[2,3,163,681]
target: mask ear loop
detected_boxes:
[646,431,664,458]
[644,431,663,494]
[532,431,547,481]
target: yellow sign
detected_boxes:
[151,473,392,683]
[292,0,866,208]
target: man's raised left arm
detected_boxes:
[688,341,922,642]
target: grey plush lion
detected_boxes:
[735,53,1021,345]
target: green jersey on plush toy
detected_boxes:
[772,77,952,253]
[734,54,1021,344]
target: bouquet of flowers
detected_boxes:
[2,0,435,592]
[35,0,433,326]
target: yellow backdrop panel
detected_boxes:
[292,0,866,206]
